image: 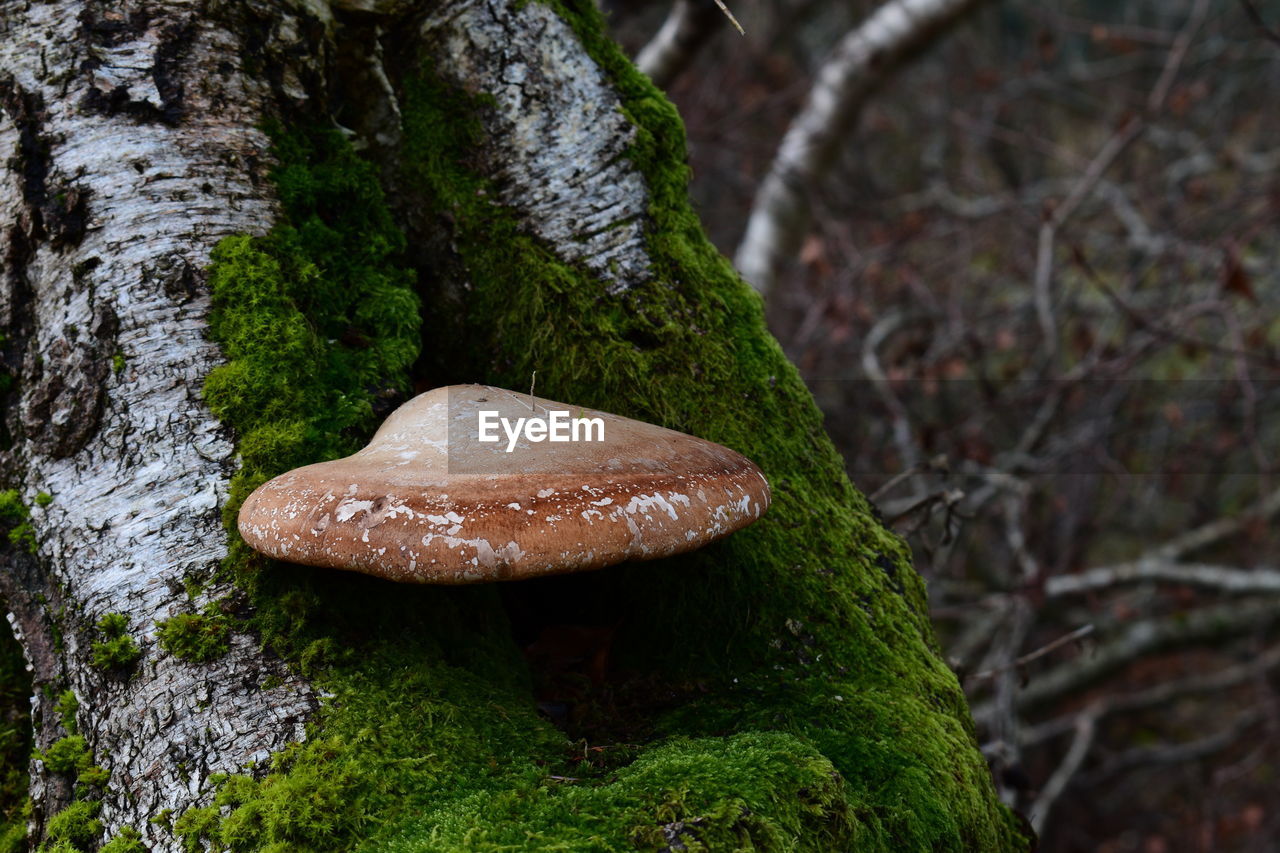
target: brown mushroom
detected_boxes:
[237,384,770,583]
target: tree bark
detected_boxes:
[0,0,1029,850]
[0,0,325,844]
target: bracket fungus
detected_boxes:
[238,385,771,583]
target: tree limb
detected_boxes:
[734,0,994,296]
[636,0,725,90]
[1047,561,1280,598]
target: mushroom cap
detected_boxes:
[237,385,771,583]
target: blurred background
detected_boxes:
[604,0,1280,849]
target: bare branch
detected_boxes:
[1081,708,1266,784]
[972,600,1280,723]
[1238,0,1280,48]
[1032,0,1210,359]
[1048,561,1280,598]
[869,454,949,502]
[1030,710,1098,835]
[1145,485,1280,563]
[1021,644,1280,748]
[734,0,994,296]
[861,311,925,473]
[635,0,724,90]
[969,624,1096,683]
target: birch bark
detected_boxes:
[0,0,329,844]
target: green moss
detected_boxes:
[0,490,35,554]
[201,124,419,535]
[182,6,1027,847]
[111,351,126,376]
[55,691,79,735]
[34,492,52,507]
[39,735,92,776]
[382,732,857,851]
[43,800,101,851]
[76,765,109,788]
[36,841,78,853]
[173,805,221,853]
[89,613,141,671]
[0,819,24,853]
[100,826,145,853]
[37,734,107,795]
[96,613,127,635]
[156,604,232,663]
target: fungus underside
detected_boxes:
[182,1,1029,850]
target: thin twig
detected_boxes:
[1032,0,1210,360]
[869,454,950,502]
[636,0,726,89]
[1021,644,1280,748]
[969,624,1095,683]
[1239,0,1280,47]
[972,601,1280,722]
[1030,710,1098,835]
[710,0,745,35]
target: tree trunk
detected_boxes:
[0,0,1030,850]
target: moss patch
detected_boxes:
[39,735,92,777]
[42,799,101,852]
[0,490,35,554]
[54,691,78,735]
[37,735,107,790]
[156,605,232,663]
[201,124,420,534]
[35,719,110,852]
[0,820,24,853]
[380,732,858,851]
[99,826,145,853]
[89,613,140,672]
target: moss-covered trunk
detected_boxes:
[0,0,1029,849]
